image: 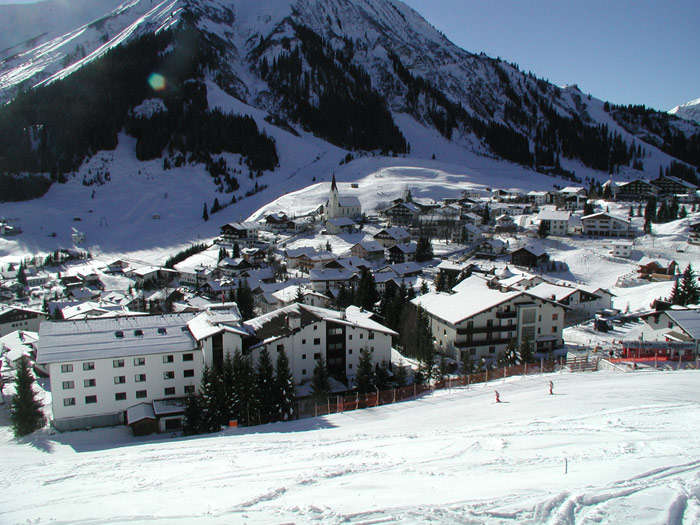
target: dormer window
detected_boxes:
[134,329,144,337]
[115,331,124,338]
[157,327,167,335]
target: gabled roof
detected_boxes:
[512,244,547,257]
[537,209,571,221]
[581,212,630,224]
[666,309,700,339]
[375,226,410,240]
[353,240,384,253]
[309,268,358,282]
[337,195,361,208]
[412,287,523,325]
[327,217,357,227]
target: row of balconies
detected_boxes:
[457,323,515,335]
[455,336,513,348]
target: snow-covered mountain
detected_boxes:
[669,97,700,124]
[0,0,698,257]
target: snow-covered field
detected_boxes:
[1,370,699,524]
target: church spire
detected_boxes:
[331,174,338,193]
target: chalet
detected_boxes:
[510,245,549,268]
[637,257,678,279]
[350,240,385,262]
[413,275,565,360]
[263,213,295,232]
[527,191,549,206]
[373,227,410,249]
[219,222,259,246]
[537,209,571,236]
[476,238,507,257]
[326,217,359,235]
[610,241,633,258]
[264,285,332,312]
[689,221,700,245]
[555,187,587,210]
[615,179,657,201]
[297,251,336,273]
[0,306,47,337]
[494,214,516,233]
[178,264,215,288]
[1,329,39,370]
[525,282,603,316]
[384,201,421,226]
[381,262,424,278]
[388,242,417,264]
[285,247,318,269]
[243,304,395,386]
[37,309,246,431]
[241,247,265,266]
[460,223,483,244]
[308,268,359,293]
[462,212,483,225]
[217,257,252,277]
[581,212,633,238]
[651,175,697,196]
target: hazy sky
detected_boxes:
[1,0,698,111]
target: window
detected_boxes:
[329,327,343,335]
[360,333,363,339]
[314,352,321,360]
[157,327,167,335]
[63,398,76,407]
[348,349,353,355]
[114,376,126,384]
[134,357,145,366]
[163,371,175,380]
[183,353,193,362]
[135,390,147,399]
[552,313,559,321]
[115,392,127,401]
[83,362,95,371]
[349,334,352,340]
[313,325,318,330]
[84,378,96,388]
[114,331,124,338]
[277,344,284,352]
[113,359,124,368]
[302,369,307,375]
[489,346,496,354]
[85,395,97,404]
[313,338,320,345]
[135,374,146,383]
[371,346,374,352]
[470,348,476,355]
[163,355,174,363]
[348,364,353,369]
[552,326,557,333]
[134,329,144,337]
[301,354,307,360]
[184,369,194,378]
[164,387,176,396]
[368,332,375,340]
[62,380,74,390]
[302,339,306,344]
[184,385,195,394]
[61,364,73,373]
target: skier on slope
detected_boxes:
[494,390,500,403]
[549,381,554,395]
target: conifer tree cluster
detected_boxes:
[666,264,700,307]
[183,349,296,435]
[10,357,46,438]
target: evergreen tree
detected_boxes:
[198,366,223,432]
[393,364,407,387]
[420,281,429,295]
[294,286,305,304]
[538,220,549,238]
[461,351,475,374]
[356,268,379,310]
[256,349,276,424]
[202,202,209,222]
[415,236,433,262]
[416,308,435,382]
[668,279,682,306]
[679,206,687,219]
[355,349,375,393]
[221,354,236,423]
[234,353,257,426]
[644,196,657,224]
[375,363,391,390]
[218,247,229,262]
[680,264,700,305]
[519,338,533,363]
[311,357,331,401]
[182,393,203,436]
[232,243,240,258]
[10,356,46,437]
[275,349,296,421]
[434,271,447,292]
[236,280,255,320]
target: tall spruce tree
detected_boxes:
[311,357,331,402]
[182,393,203,435]
[198,366,223,433]
[10,356,45,437]
[236,280,255,320]
[221,354,236,423]
[356,268,378,310]
[355,348,375,393]
[416,308,435,381]
[415,236,433,262]
[275,350,296,421]
[256,349,276,424]
[234,353,257,426]
[680,264,699,306]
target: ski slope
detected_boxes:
[1,370,699,524]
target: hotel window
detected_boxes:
[314,353,321,360]
[184,369,194,378]
[368,332,375,340]
[63,397,76,406]
[114,376,126,384]
[183,353,193,362]
[62,380,74,390]
[113,359,124,368]
[135,374,146,383]
[85,395,97,404]
[277,344,284,352]
[163,355,174,363]
[552,313,559,321]
[164,387,176,396]
[134,357,146,366]
[115,392,127,401]
[83,362,95,371]
[314,338,320,345]
[301,354,307,360]
[135,390,147,399]
[84,378,96,388]
[302,369,307,375]
[184,385,195,394]
[61,364,73,373]
[163,371,175,380]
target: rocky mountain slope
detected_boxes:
[670,98,700,124]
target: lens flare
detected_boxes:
[148,73,166,91]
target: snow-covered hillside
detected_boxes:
[670,97,700,124]
[2,370,699,523]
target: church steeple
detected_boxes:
[331,174,338,193]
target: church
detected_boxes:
[325,175,362,220]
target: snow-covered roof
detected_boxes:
[126,403,156,425]
[337,195,361,208]
[513,244,547,257]
[153,398,186,417]
[559,186,586,195]
[309,268,358,282]
[392,242,417,254]
[327,217,357,227]
[412,286,522,325]
[537,209,571,221]
[526,282,587,302]
[581,212,630,224]
[354,240,384,252]
[375,227,410,240]
[37,313,197,364]
[666,309,700,340]
[638,256,674,268]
